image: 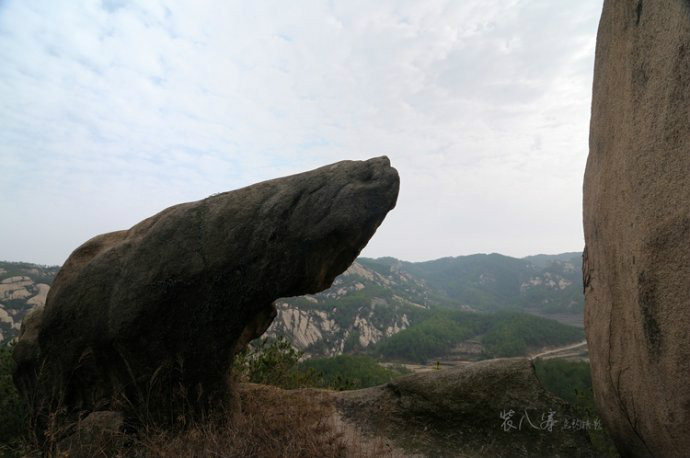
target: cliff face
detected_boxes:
[0,262,58,343]
[267,260,429,356]
[583,1,690,457]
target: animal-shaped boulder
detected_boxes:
[14,156,399,429]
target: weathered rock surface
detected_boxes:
[583,1,690,457]
[333,358,596,458]
[13,157,398,427]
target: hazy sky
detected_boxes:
[0,1,602,266]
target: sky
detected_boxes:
[0,0,602,266]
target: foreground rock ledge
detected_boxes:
[244,358,596,458]
[583,1,690,457]
[13,156,399,428]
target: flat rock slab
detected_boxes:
[333,358,597,458]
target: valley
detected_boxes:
[1,252,585,364]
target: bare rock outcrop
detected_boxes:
[583,1,690,457]
[13,157,399,430]
[334,358,596,458]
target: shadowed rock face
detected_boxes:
[13,156,399,425]
[583,1,690,457]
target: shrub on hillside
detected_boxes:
[0,343,27,458]
[233,337,409,391]
[301,354,410,390]
[232,337,320,389]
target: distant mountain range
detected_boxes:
[269,252,583,357]
[362,252,583,313]
[1,252,584,358]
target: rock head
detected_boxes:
[13,156,399,428]
[583,1,689,457]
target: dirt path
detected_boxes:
[385,340,589,374]
[529,340,588,360]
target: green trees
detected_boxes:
[233,337,409,391]
[233,337,319,389]
[374,310,486,362]
[481,311,583,357]
[533,359,593,407]
[372,310,584,363]
[301,355,409,390]
[534,359,619,458]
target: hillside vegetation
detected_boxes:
[373,309,584,363]
[534,359,619,458]
[301,354,410,389]
[0,343,26,458]
[234,337,409,390]
[1,338,404,457]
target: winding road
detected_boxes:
[529,340,588,360]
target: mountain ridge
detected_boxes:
[269,251,584,357]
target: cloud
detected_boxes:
[0,0,601,265]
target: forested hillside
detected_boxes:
[372,309,584,363]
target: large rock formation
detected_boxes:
[331,358,596,458]
[13,157,399,428]
[583,1,690,457]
